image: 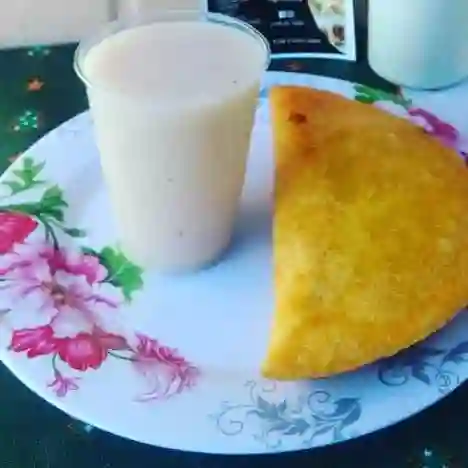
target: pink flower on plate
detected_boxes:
[1,243,118,319]
[9,323,127,373]
[9,325,57,357]
[408,108,462,150]
[48,249,106,285]
[48,370,79,397]
[56,328,128,371]
[2,241,200,400]
[0,212,37,254]
[132,334,200,401]
[9,322,129,374]
[374,103,468,159]
[3,243,127,371]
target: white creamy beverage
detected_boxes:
[77,15,268,271]
[368,0,468,89]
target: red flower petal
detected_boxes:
[0,212,38,254]
[9,325,57,357]
[57,333,108,371]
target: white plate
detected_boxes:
[1,72,468,455]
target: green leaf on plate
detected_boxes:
[38,185,68,222]
[354,94,375,104]
[2,157,46,195]
[82,247,99,257]
[40,185,67,208]
[63,227,87,238]
[98,246,144,301]
[353,84,412,108]
[3,181,25,194]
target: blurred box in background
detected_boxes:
[0,0,356,59]
[0,0,113,48]
[208,0,356,60]
[118,0,205,19]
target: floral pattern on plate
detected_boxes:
[0,157,200,401]
[212,380,361,450]
[378,339,468,395]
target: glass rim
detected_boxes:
[74,10,271,92]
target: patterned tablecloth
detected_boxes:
[1,43,468,468]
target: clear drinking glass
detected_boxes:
[74,10,270,272]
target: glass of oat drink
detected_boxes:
[74,9,270,272]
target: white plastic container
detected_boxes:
[368,0,468,89]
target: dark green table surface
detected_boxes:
[0,43,468,468]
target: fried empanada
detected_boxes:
[263,86,468,380]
